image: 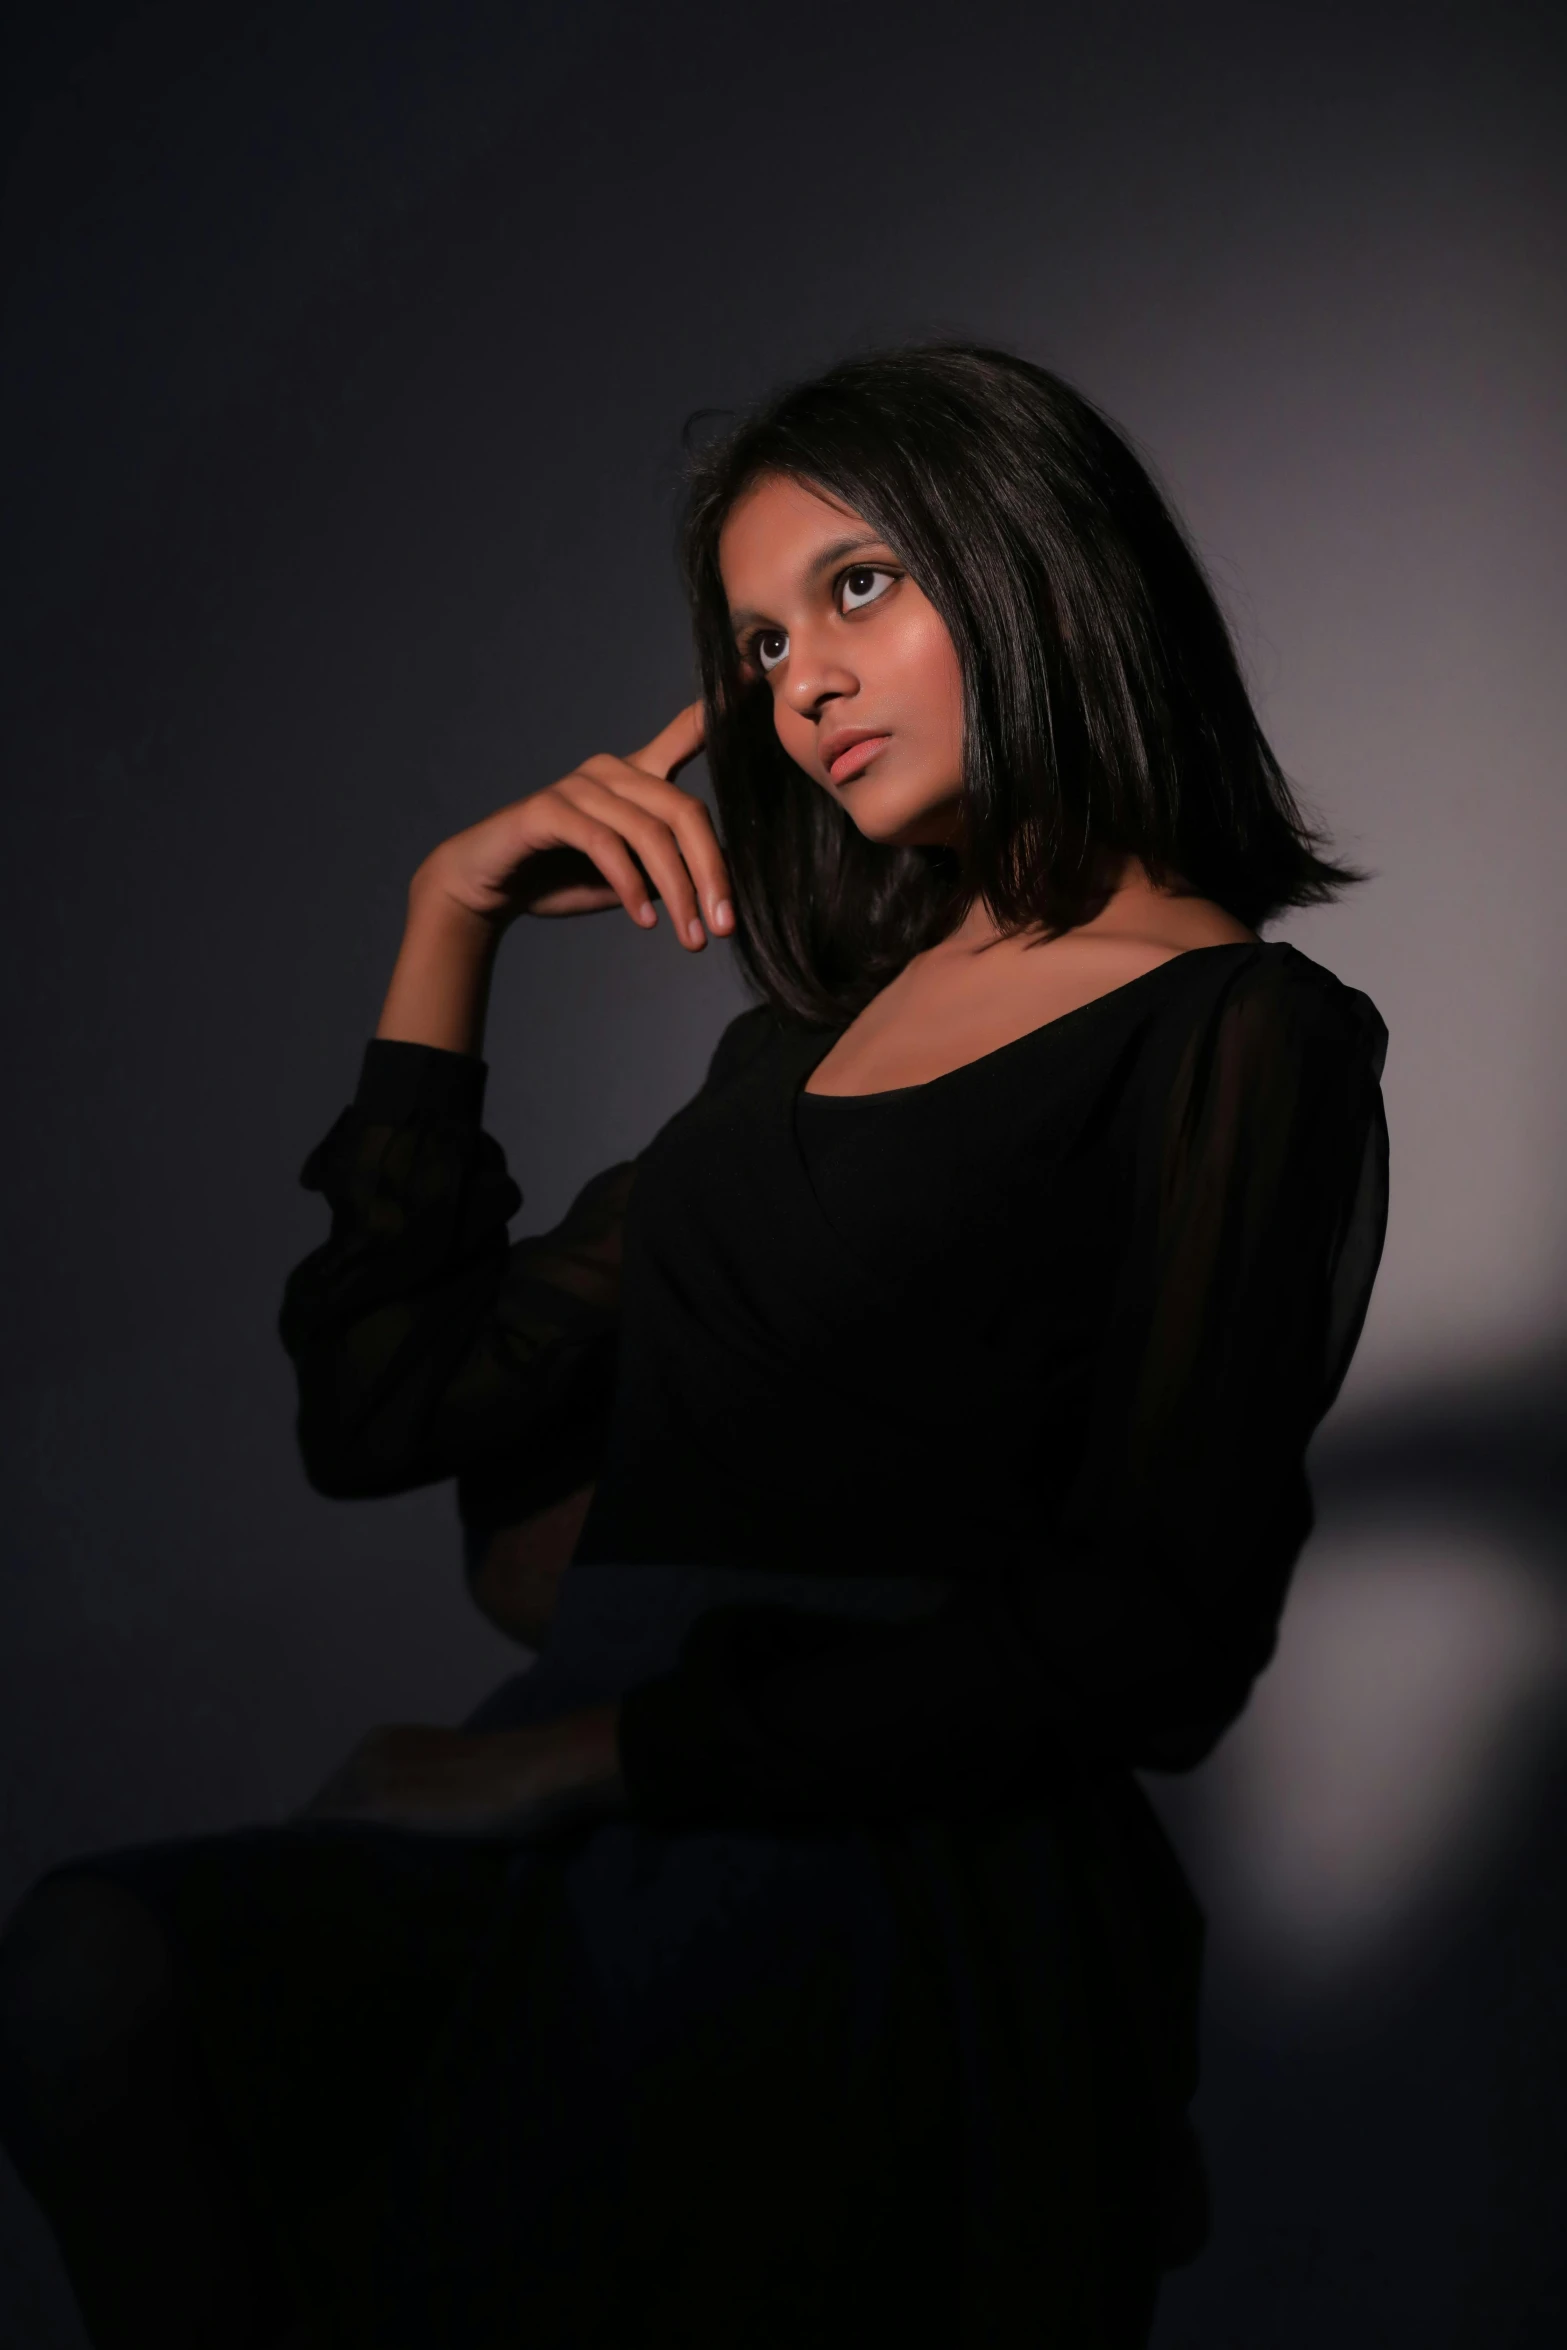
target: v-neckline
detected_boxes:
[794,941,1260,1104]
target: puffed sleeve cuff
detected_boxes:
[351,1037,489,1126]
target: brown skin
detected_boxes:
[304,470,1254,1838]
[719,471,1256,1095]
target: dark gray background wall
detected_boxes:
[3,2,1564,2341]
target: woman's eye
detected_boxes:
[840,566,895,613]
[753,629,788,674]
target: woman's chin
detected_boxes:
[835,775,963,850]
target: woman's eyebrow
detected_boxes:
[728,534,891,633]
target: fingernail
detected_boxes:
[639,902,656,925]
[686,917,706,947]
[714,898,733,931]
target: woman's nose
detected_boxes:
[781,633,858,714]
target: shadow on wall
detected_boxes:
[1147,1339,1567,2350]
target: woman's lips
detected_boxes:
[827,733,892,784]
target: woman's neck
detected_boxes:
[942,857,1257,960]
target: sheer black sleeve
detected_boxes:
[615,955,1390,1824]
[279,1009,775,1528]
[278,1038,637,1522]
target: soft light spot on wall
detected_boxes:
[1197,1528,1567,1980]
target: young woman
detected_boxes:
[0,342,1389,2349]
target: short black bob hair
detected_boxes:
[679,340,1362,1027]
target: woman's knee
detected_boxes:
[0,1874,176,2153]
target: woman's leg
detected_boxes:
[0,1872,299,2349]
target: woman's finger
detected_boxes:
[540,798,662,929]
[628,699,705,783]
[574,759,733,932]
[559,774,708,948]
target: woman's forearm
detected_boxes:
[299,1704,629,1835]
[371,700,718,1058]
[375,863,503,1057]
[469,1486,597,1648]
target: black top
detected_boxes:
[280,940,1389,1829]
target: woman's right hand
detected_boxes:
[416,700,732,951]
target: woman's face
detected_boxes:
[717,471,966,848]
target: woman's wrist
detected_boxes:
[495,1703,628,1832]
[375,867,504,1055]
[538,1702,627,1804]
